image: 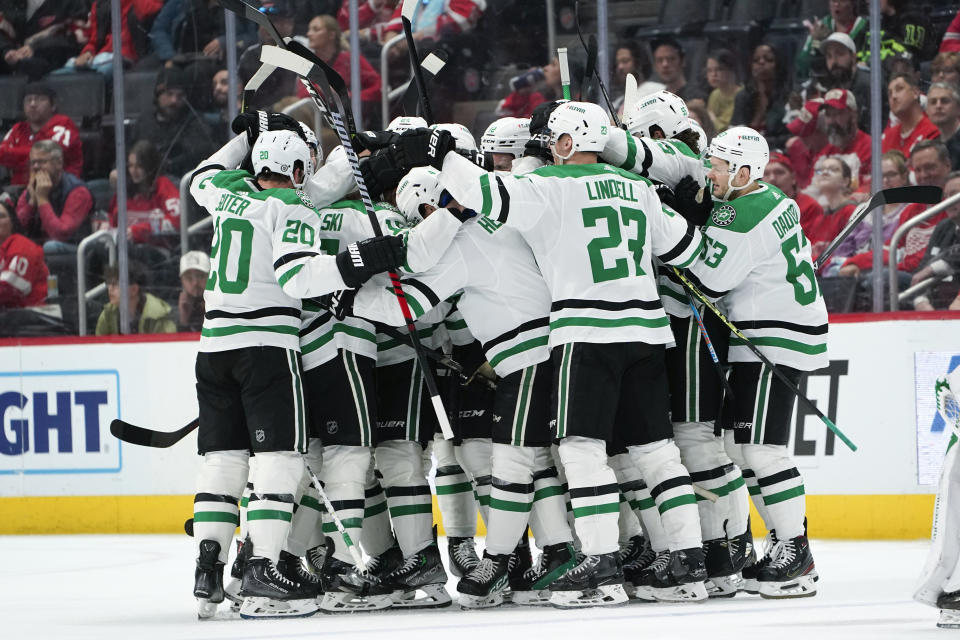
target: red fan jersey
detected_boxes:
[0,115,83,185]
[0,233,48,308]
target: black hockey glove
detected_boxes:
[317,289,357,321]
[671,175,714,227]
[231,111,306,146]
[359,149,406,200]
[335,235,407,289]
[438,190,477,223]
[353,130,399,154]
[392,127,456,171]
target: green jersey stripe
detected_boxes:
[364,500,387,517]
[201,324,299,337]
[193,511,240,524]
[619,133,638,170]
[480,173,493,216]
[246,509,293,522]
[730,335,827,355]
[277,264,303,287]
[762,484,805,505]
[489,497,533,513]
[533,485,565,501]
[436,481,473,495]
[571,502,620,518]
[300,495,324,513]
[489,335,549,368]
[753,365,771,444]
[302,323,376,355]
[550,316,670,331]
[657,493,697,514]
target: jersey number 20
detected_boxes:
[206,218,253,294]
[582,205,646,283]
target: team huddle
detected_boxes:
[186,89,828,620]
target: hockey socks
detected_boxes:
[558,437,620,555]
[433,435,478,538]
[194,450,249,565]
[320,445,370,563]
[628,439,702,552]
[247,451,304,564]
[377,440,433,557]
[742,443,806,540]
[459,438,493,527]
[528,451,572,548]
[361,467,394,558]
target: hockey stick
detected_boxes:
[814,185,942,270]
[685,290,736,402]
[401,50,448,118]
[110,417,198,448]
[574,1,620,127]
[558,47,571,100]
[400,0,434,122]
[671,266,858,452]
[304,461,368,571]
[580,34,597,101]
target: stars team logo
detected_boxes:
[712,204,737,227]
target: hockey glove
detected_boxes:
[316,289,357,321]
[438,190,477,223]
[671,175,714,227]
[335,235,407,289]
[392,127,456,171]
[359,149,405,200]
[353,130,399,154]
[231,111,307,147]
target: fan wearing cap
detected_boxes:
[812,88,873,192]
[795,0,868,80]
[819,32,872,132]
[785,98,828,189]
[177,250,210,332]
[883,72,942,159]
[237,0,299,111]
[0,83,83,186]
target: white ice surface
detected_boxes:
[0,536,947,640]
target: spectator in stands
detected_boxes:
[795,0,867,80]
[765,151,824,242]
[932,51,960,87]
[129,67,219,179]
[819,32,872,132]
[651,37,704,104]
[824,150,913,275]
[297,15,381,109]
[96,261,176,335]
[785,98,828,189]
[203,68,239,145]
[0,193,48,310]
[15,140,92,255]
[804,155,857,257]
[813,88,872,192]
[496,57,564,119]
[705,49,741,133]
[942,10,960,53]
[927,82,960,169]
[0,83,83,187]
[687,102,717,142]
[239,0,299,110]
[380,0,484,45]
[611,40,664,116]
[148,0,258,69]
[55,0,163,77]
[911,171,960,311]
[859,0,937,66]
[732,43,791,149]
[0,2,86,80]
[337,0,398,43]
[106,140,180,249]
[177,249,209,331]
[882,72,941,158]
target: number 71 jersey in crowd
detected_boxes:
[687,182,829,372]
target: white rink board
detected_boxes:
[0,315,958,498]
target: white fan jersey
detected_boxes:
[686,182,829,372]
[437,154,704,348]
[353,216,552,377]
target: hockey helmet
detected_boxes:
[298,121,323,169]
[431,122,478,152]
[686,117,708,156]
[395,166,443,225]
[545,101,611,160]
[481,117,531,158]
[251,129,313,189]
[387,115,429,133]
[706,126,769,200]
[624,90,689,139]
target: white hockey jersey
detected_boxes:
[687,182,829,371]
[438,154,704,348]
[602,128,707,190]
[353,217,552,377]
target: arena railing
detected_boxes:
[76,230,117,336]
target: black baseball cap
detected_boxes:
[23,82,56,102]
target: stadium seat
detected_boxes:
[85,178,113,215]
[727,0,778,23]
[44,73,105,128]
[799,0,829,18]
[0,75,28,125]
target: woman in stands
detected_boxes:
[802,154,857,260]
[732,42,791,149]
[299,14,381,114]
[106,139,180,253]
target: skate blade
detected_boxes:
[509,590,552,606]
[706,575,742,598]
[224,579,243,606]
[197,599,218,620]
[742,577,760,594]
[549,584,628,609]
[458,590,506,609]
[758,574,818,600]
[389,584,452,609]
[651,581,708,603]
[239,596,319,619]
[938,610,960,629]
[319,591,393,613]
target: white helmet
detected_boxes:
[624,90,689,139]
[388,115,428,133]
[546,101,611,161]
[686,117,708,156]
[706,126,769,200]
[298,122,323,168]
[431,122,477,152]
[395,167,443,225]
[481,117,531,158]
[251,129,313,189]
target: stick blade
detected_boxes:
[401,0,418,21]
[873,185,943,207]
[111,418,198,448]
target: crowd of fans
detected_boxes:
[1,0,959,337]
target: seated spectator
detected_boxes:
[129,68,219,179]
[859,0,936,66]
[820,32,872,132]
[785,99,828,189]
[96,261,175,335]
[839,140,952,278]
[15,140,92,255]
[927,82,960,169]
[732,43,791,150]
[203,68,240,145]
[55,0,163,78]
[765,151,825,245]
[942,10,960,53]
[0,2,86,80]
[824,150,915,274]
[380,0,484,44]
[0,193,48,309]
[297,15,382,108]
[238,0,299,110]
[106,140,180,248]
[882,72,941,158]
[177,250,209,331]
[495,57,563,119]
[932,52,960,87]
[611,40,664,116]
[813,89,872,192]
[704,49,741,133]
[148,0,258,69]
[651,36,706,105]
[911,171,960,311]
[794,0,867,81]
[803,155,857,256]
[0,83,83,186]
[337,0,398,43]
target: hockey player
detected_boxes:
[387,101,706,607]
[480,117,531,171]
[686,126,828,599]
[188,123,405,620]
[915,364,960,629]
[348,166,577,608]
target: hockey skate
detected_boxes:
[633,548,708,603]
[704,537,743,598]
[224,537,250,611]
[506,533,533,595]
[511,542,577,605]
[319,543,397,613]
[742,530,777,594]
[194,539,225,620]
[757,534,818,599]
[938,590,960,628]
[382,544,452,609]
[239,556,320,619]
[277,550,322,598]
[458,552,511,609]
[548,552,628,609]
[618,535,652,598]
[447,536,480,577]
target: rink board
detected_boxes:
[0,312,958,538]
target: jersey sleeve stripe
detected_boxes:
[299,310,334,337]
[495,176,511,224]
[735,320,828,335]
[551,298,663,312]
[0,270,31,294]
[657,221,700,264]
[638,138,654,177]
[205,307,301,320]
[480,173,492,215]
[277,264,304,287]
[401,278,441,308]
[619,133,638,170]
[192,163,225,182]
[274,251,319,269]
[729,335,827,355]
[482,316,550,352]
